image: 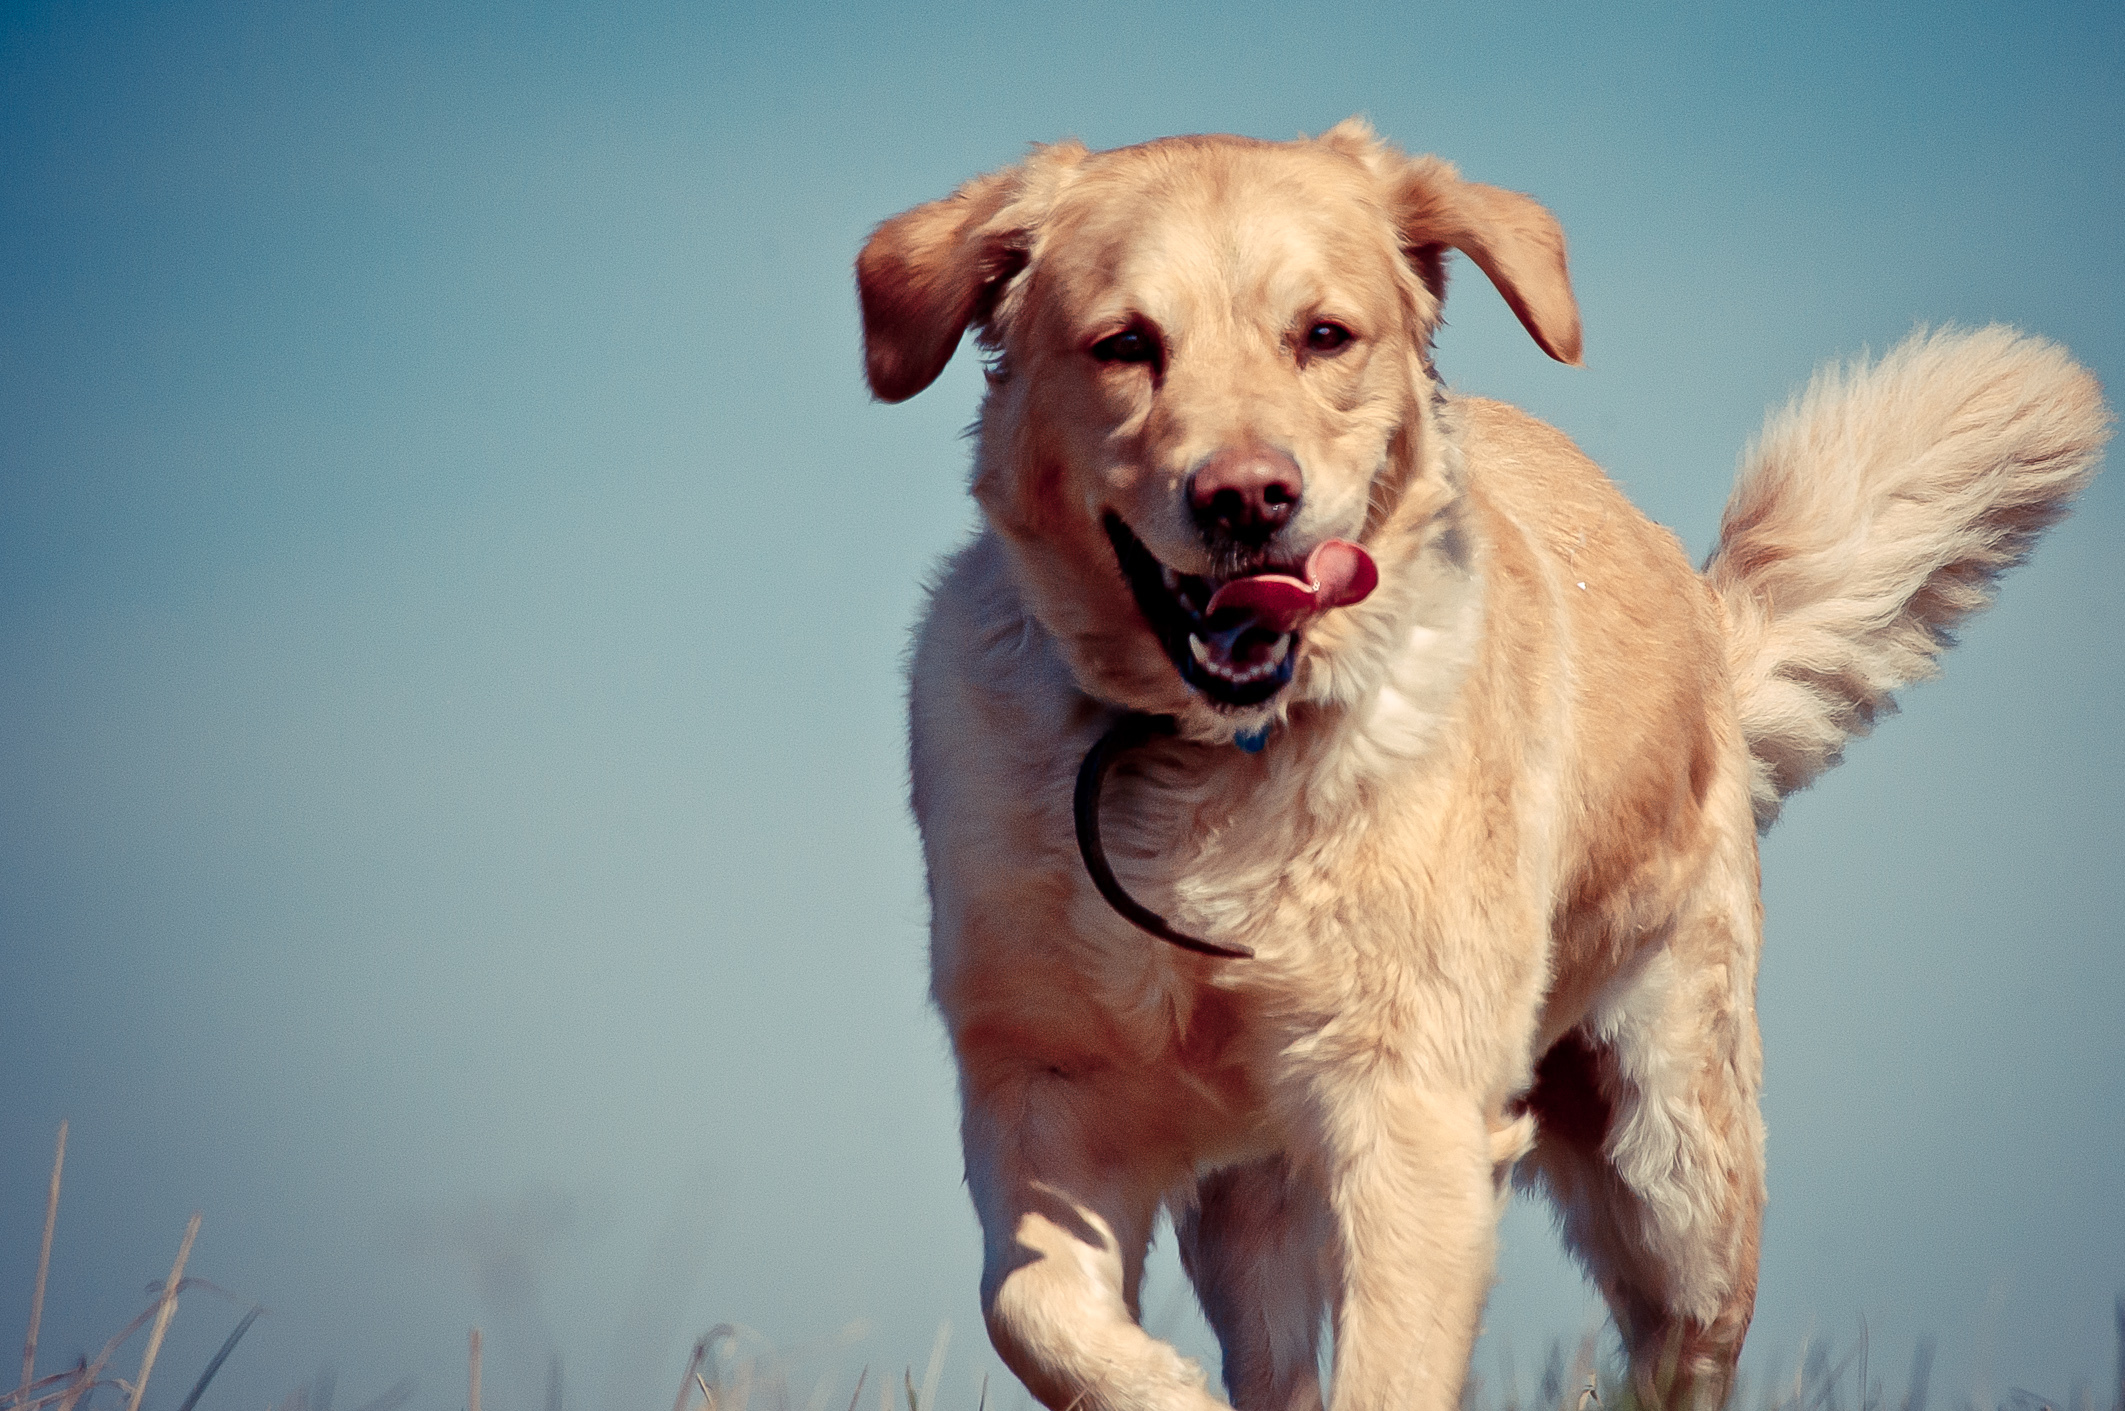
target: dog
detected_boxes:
[855,119,2109,1411]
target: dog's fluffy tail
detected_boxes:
[1703,325,2111,830]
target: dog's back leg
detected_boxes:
[1522,895,1766,1410]
[1173,1158,1330,1411]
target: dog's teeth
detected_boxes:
[1162,565,1182,592]
[1189,633,1299,686]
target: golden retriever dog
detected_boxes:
[855,119,2109,1411]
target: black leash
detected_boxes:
[1072,712,1255,960]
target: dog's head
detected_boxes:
[859,119,1579,735]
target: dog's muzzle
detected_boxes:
[1104,514,1378,709]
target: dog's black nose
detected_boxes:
[1187,444,1302,547]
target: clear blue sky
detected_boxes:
[3,4,2120,1411]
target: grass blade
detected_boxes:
[173,1306,263,1411]
[918,1324,949,1411]
[343,1378,417,1411]
[19,1121,67,1398]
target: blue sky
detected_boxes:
[3,4,2120,1411]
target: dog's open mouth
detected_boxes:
[1104,514,1378,710]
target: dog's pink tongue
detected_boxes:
[1203,540,1378,632]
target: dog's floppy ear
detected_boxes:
[858,144,1085,403]
[858,169,1022,402]
[1388,153,1584,367]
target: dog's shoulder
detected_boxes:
[1451,393,1711,631]
[908,529,1089,822]
[1452,394,1587,473]
[911,530,1080,716]
[1453,397,1665,555]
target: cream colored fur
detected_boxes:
[857,120,2109,1411]
[1705,326,2111,828]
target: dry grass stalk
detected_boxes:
[20,1121,67,1398]
[2113,1297,2123,1411]
[1569,1335,1599,1411]
[694,1326,760,1411]
[54,1299,164,1411]
[124,1213,200,1411]
[917,1324,950,1411]
[673,1336,711,1411]
[10,1382,87,1411]
[469,1329,483,1411]
[5,1368,83,1411]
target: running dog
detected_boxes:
[856,119,2109,1411]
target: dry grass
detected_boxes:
[19,1121,65,1399]
[661,1310,2124,1411]
[6,1125,253,1411]
[1572,1306,2125,1411]
[12,1123,2123,1411]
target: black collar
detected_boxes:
[1072,711,1255,960]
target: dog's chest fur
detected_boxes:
[919,516,1499,1158]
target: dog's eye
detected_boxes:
[1306,321,1354,353]
[1091,328,1159,366]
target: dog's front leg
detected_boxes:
[962,1072,1224,1411]
[1175,1157,1329,1411]
[1314,1082,1497,1411]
